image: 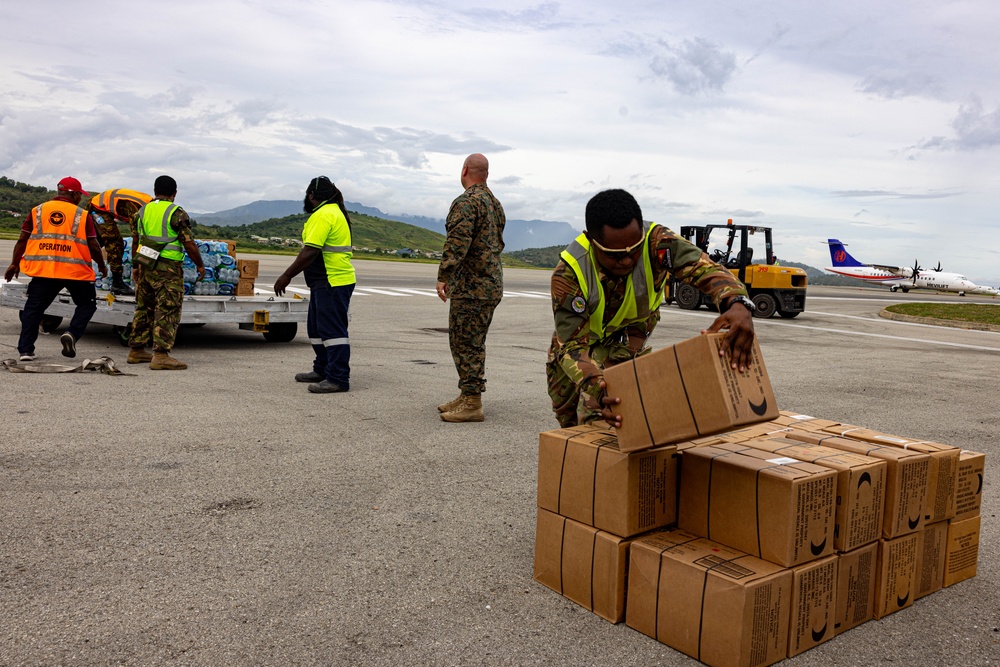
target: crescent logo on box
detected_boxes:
[896,592,910,608]
[748,398,768,416]
[976,473,983,495]
[810,537,827,556]
[857,471,872,488]
[907,516,921,530]
[811,624,828,642]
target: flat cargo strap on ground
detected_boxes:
[2,356,135,376]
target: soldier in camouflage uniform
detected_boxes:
[435,153,506,423]
[547,189,757,428]
[126,175,205,370]
[90,189,152,295]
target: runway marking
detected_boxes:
[668,309,1000,352]
[807,310,1000,336]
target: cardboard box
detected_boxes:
[236,278,256,296]
[771,411,842,431]
[943,515,980,587]
[627,530,791,667]
[678,445,836,567]
[604,333,778,452]
[915,521,948,599]
[788,555,837,657]
[954,450,985,521]
[873,533,919,619]
[738,437,886,552]
[821,425,959,524]
[533,508,632,623]
[782,430,930,539]
[237,258,260,278]
[537,425,677,537]
[835,543,877,635]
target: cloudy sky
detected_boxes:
[3,0,999,282]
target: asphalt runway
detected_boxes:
[1,247,997,666]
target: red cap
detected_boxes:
[57,177,89,196]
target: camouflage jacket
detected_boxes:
[548,224,748,400]
[437,183,505,300]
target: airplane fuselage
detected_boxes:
[825,266,978,294]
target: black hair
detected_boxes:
[154,175,178,197]
[584,189,643,240]
[304,175,352,225]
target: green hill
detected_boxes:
[193,210,448,255]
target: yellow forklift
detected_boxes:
[671,220,808,318]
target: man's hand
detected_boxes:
[583,379,623,429]
[99,265,109,278]
[703,301,756,372]
[4,264,18,282]
[196,266,206,282]
[274,273,291,297]
[436,281,448,302]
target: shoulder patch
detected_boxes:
[571,295,587,314]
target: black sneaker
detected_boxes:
[60,333,76,358]
[308,380,348,394]
[295,371,323,383]
[19,352,36,362]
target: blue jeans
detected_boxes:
[18,277,97,355]
[307,283,354,387]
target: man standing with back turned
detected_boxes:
[435,153,506,423]
[127,175,204,370]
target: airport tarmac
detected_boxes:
[1,248,997,666]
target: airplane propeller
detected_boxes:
[911,259,922,284]
[933,261,942,272]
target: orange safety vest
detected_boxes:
[91,189,152,219]
[21,200,96,281]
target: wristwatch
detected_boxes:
[728,295,756,313]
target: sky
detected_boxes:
[3,0,999,283]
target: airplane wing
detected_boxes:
[870,263,905,274]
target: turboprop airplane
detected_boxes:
[824,239,979,295]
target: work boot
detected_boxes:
[440,394,483,423]
[60,332,76,358]
[308,379,348,393]
[295,371,323,383]
[437,393,463,413]
[110,272,134,296]
[149,351,188,370]
[127,347,153,364]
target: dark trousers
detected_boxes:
[307,283,354,387]
[18,277,97,355]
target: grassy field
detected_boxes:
[884,302,1000,325]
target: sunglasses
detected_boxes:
[590,235,645,260]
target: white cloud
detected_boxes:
[2,0,999,283]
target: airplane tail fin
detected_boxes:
[824,239,865,267]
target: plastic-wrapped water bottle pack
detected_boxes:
[102,238,241,295]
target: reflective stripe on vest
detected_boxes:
[93,189,151,217]
[21,201,95,280]
[560,224,664,343]
[136,200,184,261]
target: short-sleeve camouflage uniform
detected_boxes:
[546,224,748,427]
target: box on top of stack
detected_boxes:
[603,332,778,452]
[533,337,984,667]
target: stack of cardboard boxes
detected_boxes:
[236,258,259,296]
[533,333,984,667]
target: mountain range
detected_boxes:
[195,200,579,252]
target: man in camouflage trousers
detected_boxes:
[435,153,506,423]
[90,188,153,295]
[548,188,757,428]
[127,175,205,370]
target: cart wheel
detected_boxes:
[262,322,297,343]
[112,324,132,347]
[41,315,63,333]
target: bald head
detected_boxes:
[461,153,489,189]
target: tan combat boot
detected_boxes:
[150,351,188,370]
[440,394,483,423]
[127,347,153,364]
[437,393,464,413]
